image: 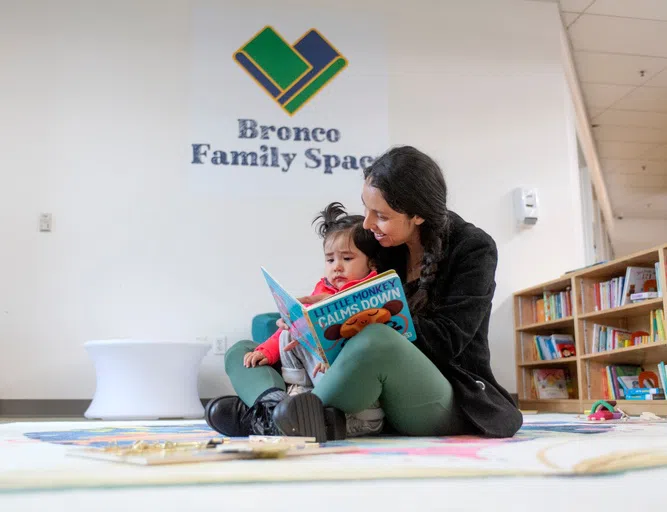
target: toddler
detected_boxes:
[244,202,385,437]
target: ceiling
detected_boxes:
[558,0,667,221]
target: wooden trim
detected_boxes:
[558,14,615,244]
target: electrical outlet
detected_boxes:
[39,213,52,232]
[213,336,227,355]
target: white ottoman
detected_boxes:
[84,339,211,420]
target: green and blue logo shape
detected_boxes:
[234,26,348,116]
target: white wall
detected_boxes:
[0,0,585,399]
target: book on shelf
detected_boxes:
[600,365,666,400]
[532,289,572,323]
[531,368,572,399]
[631,291,659,302]
[620,266,657,306]
[650,309,666,343]
[587,309,665,354]
[592,266,658,311]
[532,334,575,360]
[601,365,641,399]
[624,388,665,400]
[589,324,632,353]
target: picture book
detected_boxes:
[532,368,569,399]
[261,267,417,368]
[532,334,575,360]
[620,266,657,306]
[68,436,357,466]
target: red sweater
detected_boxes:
[255,271,378,364]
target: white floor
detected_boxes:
[2,471,667,511]
[3,413,667,510]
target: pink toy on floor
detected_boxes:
[587,400,623,421]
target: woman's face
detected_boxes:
[361,180,423,248]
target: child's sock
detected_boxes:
[258,388,288,404]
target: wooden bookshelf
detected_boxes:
[514,243,667,415]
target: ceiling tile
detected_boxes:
[595,109,667,129]
[613,85,667,112]
[574,51,667,85]
[596,141,660,159]
[610,189,667,217]
[644,68,667,87]
[559,0,595,12]
[561,12,580,26]
[613,206,667,220]
[601,158,667,174]
[569,15,667,58]
[593,124,667,144]
[641,144,667,160]
[607,173,667,188]
[588,107,605,118]
[581,83,634,108]
[586,0,667,21]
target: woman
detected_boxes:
[206,145,522,440]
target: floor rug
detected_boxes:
[3,414,667,491]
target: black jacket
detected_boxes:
[404,211,522,438]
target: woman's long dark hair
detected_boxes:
[363,146,450,313]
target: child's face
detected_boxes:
[324,233,372,290]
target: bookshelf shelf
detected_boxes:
[578,298,663,321]
[514,276,574,297]
[516,317,574,332]
[581,341,667,365]
[519,399,581,413]
[518,357,577,368]
[572,250,660,280]
[514,243,667,415]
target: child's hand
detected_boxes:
[276,318,289,330]
[313,362,327,377]
[298,293,330,306]
[243,351,269,368]
[282,338,300,352]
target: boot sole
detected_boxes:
[273,393,327,443]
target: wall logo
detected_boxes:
[233,26,347,116]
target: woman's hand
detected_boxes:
[298,293,330,306]
[243,350,269,368]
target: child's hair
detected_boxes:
[313,202,379,263]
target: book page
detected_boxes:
[260,267,324,361]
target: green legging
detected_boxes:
[224,324,467,436]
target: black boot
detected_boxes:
[205,388,287,437]
[272,392,347,443]
[205,395,251,436]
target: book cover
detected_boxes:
[261,268,416,367]
[621,266,657,306]
[261,267,327,364]
[551,334,576,358]
[535,298,545,323]
[307,271,416,365]
[532,368,569,399]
